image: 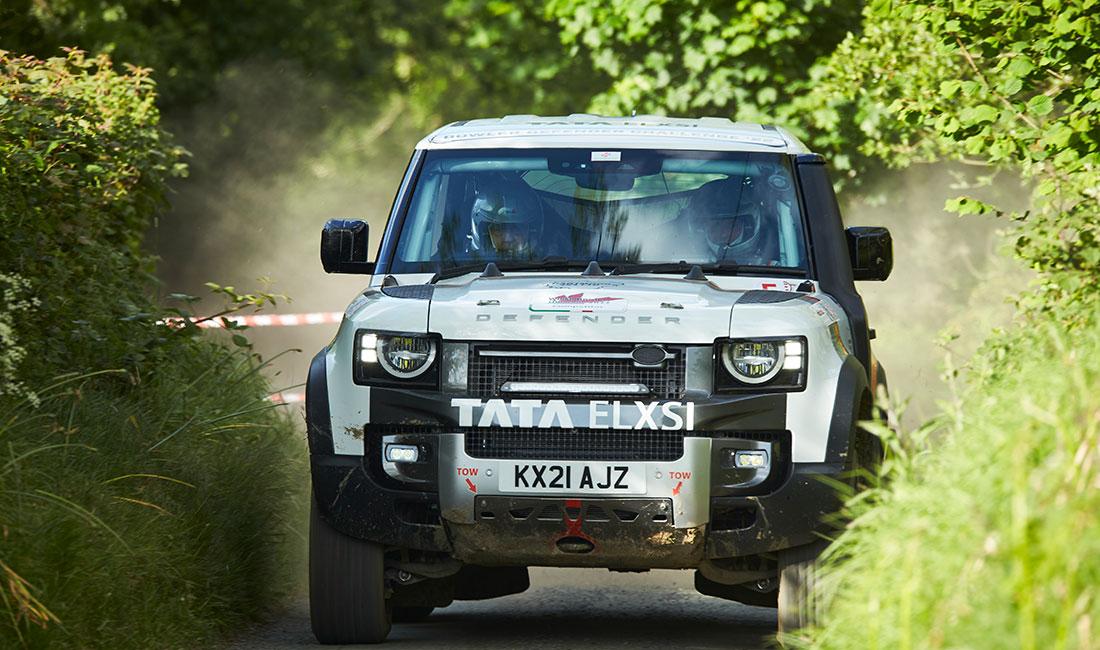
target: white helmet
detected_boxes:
[468,176,543,258]
[685,177,768,262]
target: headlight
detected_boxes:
[377,335,436,378]
[355,331,439,383]
[723,340,785,384]
[716,337,806,391]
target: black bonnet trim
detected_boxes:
[381,284,435,300]
[736,290,800,304]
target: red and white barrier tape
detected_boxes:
[269,392,305,404]
[163,312,339,404]
[165,311,343,329]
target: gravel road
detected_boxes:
[227,567,775,649]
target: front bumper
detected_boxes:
[312,448,843,567]
[308,351,860,567]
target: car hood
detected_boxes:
[426,274,741,344]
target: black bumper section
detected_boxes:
[705,463,844,558]
[308,350,451,552]
[312,455,452,552]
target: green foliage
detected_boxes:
[0,1,604,121]
[543,0,862,123]
[800,302,1100,650]
[0,49,183,392]
[0,1,418,110]
[0,350,305,648]
[803,0,1100,315]
[0,51,303,647]
[432,0,611,121]
[0,274,37,402]
[786,2,1100,646]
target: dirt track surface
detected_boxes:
[227,568,775,649]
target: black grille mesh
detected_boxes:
[468,345,686,400]
[463,428,685,461]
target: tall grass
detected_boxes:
[0,342,306,648]
[802,312,1100,649]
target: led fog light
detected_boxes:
[384,444,420,463]
[733,450,769,469]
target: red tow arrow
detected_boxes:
[465,478,477,493]
[672,481,683,496]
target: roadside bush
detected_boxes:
[0,49,183,394]
[0,349,306,648]
[789,2,1100,646]
[0,50,304,647]
[801,302,1100,649]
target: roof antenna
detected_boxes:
[683,265,708,281]
[581,260,606,277]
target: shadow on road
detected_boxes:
[229,569,776,649]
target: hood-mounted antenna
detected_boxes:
[480,262,504,278]
[683,265,708,281]
[581,261,606,277]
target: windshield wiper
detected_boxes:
[610,262,807,277]
[429,258,589,284]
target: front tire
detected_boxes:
[777,541,826,640]
[309,496,391,644]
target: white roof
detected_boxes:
[417,114,810,154]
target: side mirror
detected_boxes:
[320,219,375,274]
[846,226,892,281]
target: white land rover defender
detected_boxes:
[306,115,893,643]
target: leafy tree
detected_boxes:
[802,0,1099,320]
[422,1,610,121]
[0,0,604,120]
[0,0,417,110]
[542,0,863,139]
[543,0,862,118]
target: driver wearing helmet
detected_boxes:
[683,176,778,265]
[468,175,545,259]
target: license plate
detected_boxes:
[498,462,646,494]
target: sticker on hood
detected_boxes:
[544,280,625,289]
[530,292,627,313]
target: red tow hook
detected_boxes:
[556,499,595,554]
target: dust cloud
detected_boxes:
[151,61,424,393]
[152,79,1030,418]
[846,165,1031,421]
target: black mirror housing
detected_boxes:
[321,219,375,274]
[846,226,892,281]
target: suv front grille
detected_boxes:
[464,428,685,461]
[467,343,686,400]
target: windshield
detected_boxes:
[389,148,808,275]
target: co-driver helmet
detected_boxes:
[685,176,770,263]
